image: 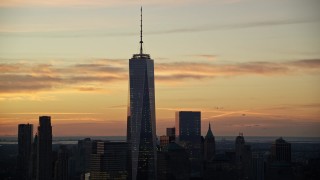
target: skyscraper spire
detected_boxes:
[205,122,214,139]
[140,6,143,54]
[132,6,149,59]
[204,122,216,161]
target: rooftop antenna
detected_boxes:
[139,6,143,54]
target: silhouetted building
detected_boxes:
[235,133,251,180]
[235,133,246,165]
[77,138,93,175]
[204,152,238,180]
[265,162,293,180]
[17,123,33,180]
[157,142,191,180]
[166,127,175,142]
[204,123,215,161]
[159,135,170,148]
[90,141,105,180]
[32,134,38,180]
[264,137,293,180]
[251,152,265,180]
[175,111,202,178]
[175,111,201,142]
[68,147,77,180]
[37,116,52,180]
[271,137,291,163]
[54,145,69,180]
[103,142,129,179]
[127,7,157,180]
[89,141,129,180]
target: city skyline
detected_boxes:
[1,0,320,137]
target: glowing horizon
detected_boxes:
[0,0,319,137]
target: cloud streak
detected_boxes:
[1,18,318,38]
[0,0,229,8]
[0,58,319,94]
[147,18,320,35]
[0,59,128,93]
[155,59,320,81]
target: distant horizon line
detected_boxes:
[1,135,320,138]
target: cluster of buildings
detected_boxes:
[17,116,53,180]
[17,113,294,180]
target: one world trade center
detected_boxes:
[127,7,157,180]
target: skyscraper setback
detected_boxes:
[127,7,157,180]
[37,116,52,180]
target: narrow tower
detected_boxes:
[127,7,157,180]
[37,116,52,180]
[204,122,215,161]
[17,123,33,180]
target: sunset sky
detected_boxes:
[0,0,319,137]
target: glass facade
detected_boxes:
[128,54,157,180]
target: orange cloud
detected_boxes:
[0,59,128,94]
[191,54,217,61]
[75,86,105,92]
[155,59,320,82]
[0,58,319,94]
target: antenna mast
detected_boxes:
[139,7,143,54]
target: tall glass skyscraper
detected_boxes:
[37,116,52,180]
[127,7,157,180]
[17,123,33,180]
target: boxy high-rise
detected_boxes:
[17,123,33,180]
[37,116,52,180]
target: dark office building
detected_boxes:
[235,133,252,180]
[32,134,38,180]
[104,142,129,179]
[271,137,291,163]
[175,111,201,142]
[77,138,93,175]
[127,7,157,180]
[17,123,33,180]
[89,141,129,180]
[37,116,52,180]
[88,141,102,178]
[166,127,175,142]
[235,133,246,165]
[204,123,215,161]
[251,152,265,180]
[54,145,69,180]
[175,111,202,178]
[265,137,293,180]
[157,142,191,180]
[90,141,105,180]
[204,152,237,180]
